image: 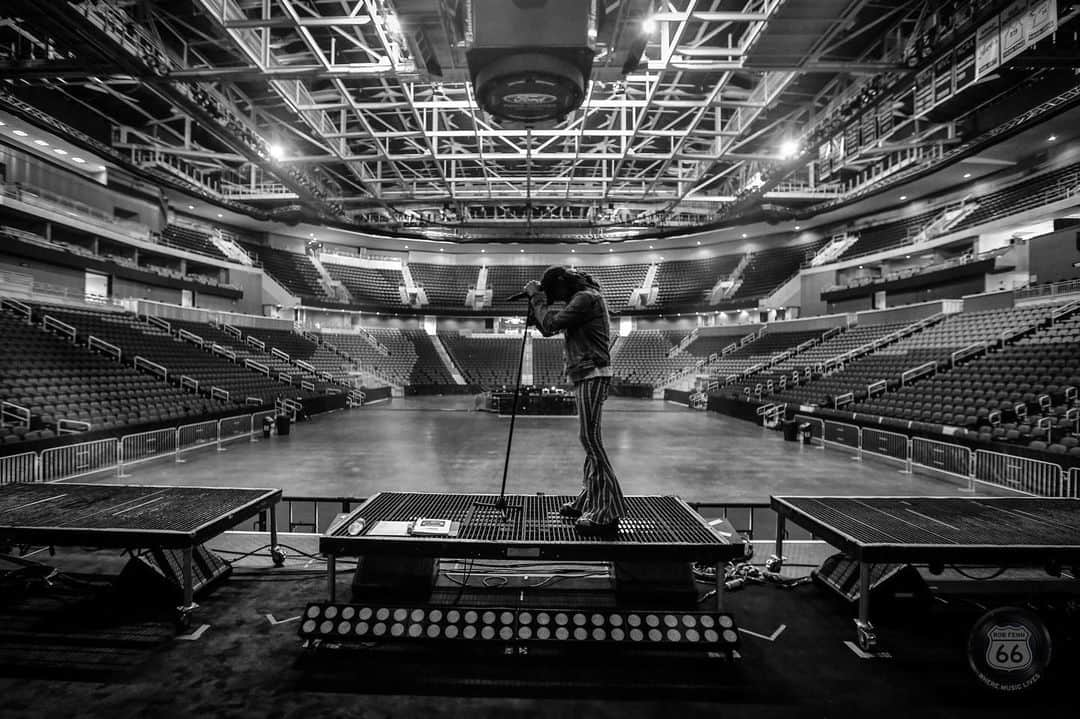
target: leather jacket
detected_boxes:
[529,288,611,383]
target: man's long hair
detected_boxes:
[541,265,602,294]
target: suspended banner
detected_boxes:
[954,35,977,92]
[934,51,955,105]
[914,66,935,117]
[860,110,878,151]
[1027,0,1058,45]
[975,17,1001,79]
[845,122,860,159]
[999,0,1029,64]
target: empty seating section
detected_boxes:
[705,330,826,378]
[653,256,741,307]
[723,322,909,396]
[485,265,547,313]
[577,264,649,312]
[161,224,227,260]
[38,305,312,405]
[323,262,404,306]
[683,330,755,358]
[242,243,328,299]
[953,162,1080,231]
[532,337,566,387]
[839,209,940,260]
[728,241,826,303]
[610,330,698,387]
[409,263,477,308]
[169,320,294,376]
[771,307,1048,407]
[440,332,520,388]
[851,313,1080,449]
[325,329,453,387]
[0,310,227,444]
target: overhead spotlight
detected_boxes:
[33,139,49,146]
[12,129,28,136]
[779,139,800,159]
[269,143,286,160]
[520,249,525,253]
[794,226,801,230]
[71,157,86,164]
[481,249,486,253]
[899,195,907,200]
[217,213,223,218]
[53,148,67,155]
[741,233,747,238]
[1048,135,1057,142]
[386,13,402,34]
[188,205,195,210]
[963,173,971,179]
[696,241,701,245]
[642,16,657,34]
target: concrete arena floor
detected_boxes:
[88,396,993,502]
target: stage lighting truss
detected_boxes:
[299,603,740,651]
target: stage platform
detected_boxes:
[771,495,1080,650]
[0,482,282,620]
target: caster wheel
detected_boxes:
[764,555,783,573]
[271,547,287,567]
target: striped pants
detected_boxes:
[568,377,627,525]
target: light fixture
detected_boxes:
[609,248,613,252]
[649,245,654,249]
[386,14,402,34]
[217,213,223,218]
[741,233,747,238]
[642,16,657,34]
[520,249,525,253]
[72,157,86,164]
[963,173,971,179]
[53,148,67,155]
[696,241,701,245]
[779,139,800,159]
[481,249,486,253]
[1048,135,1057,142]
[439,248,444,252]
[269,143,285,160]
[12,129,28,137]
[188,205,195,210]
[899,195,907,200]
[33,139,49,146]
[794,226,801,230]
[570,249,575,253]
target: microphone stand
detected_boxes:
[472,300,532,523]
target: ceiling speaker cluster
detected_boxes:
[465,0,598,123]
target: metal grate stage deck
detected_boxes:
[0,483,282,549]
[771,496,1080,564]
[321,492,742,563]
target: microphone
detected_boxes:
[505,291,530,301]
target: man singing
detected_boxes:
[523,266,626,536]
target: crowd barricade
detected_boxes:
[823,420,860,451]
[218,415,252,445]
[118,428,177,476]
[911,438,973,488]
[40,439,119,482]
[973,450,1066,496]
[860,428,911,471]
[1069,468,1079,498]
[177,420,223,459]
[0,451,38,484]
[1,407,335,483]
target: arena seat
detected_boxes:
[439,332,520,388]
[241,243,330,300]
[652,256,742,308]
[409,263,478,309]
[322,261,405,306]
[0,308,230,442]
[325,328,454,387]
[34,304,315,406]
[161,224,228,260]
[610,330,698,387]
[532,336,566,387]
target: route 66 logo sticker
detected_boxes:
[968,607,1052,693]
